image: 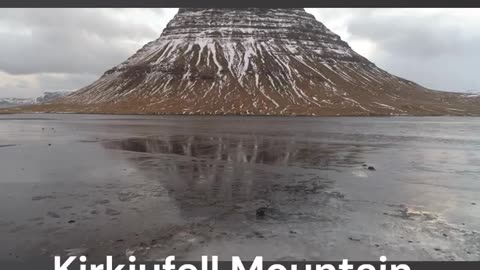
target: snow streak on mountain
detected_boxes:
[41,9,480,115]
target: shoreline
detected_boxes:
[1,110,479,118]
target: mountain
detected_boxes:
[36,91,71,103]
[16,8,480,115]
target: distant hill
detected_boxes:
[36,91,71,103]
[462,90,480,98]
[0,97,36,108]
[0,91,70,109]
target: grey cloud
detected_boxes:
[0,8,172,76]
[0,72,97,98]
[309,8,480,91]
[0,30,130,75]
[0,9,159,43]
[0,8,180,98]
[36,73,98,91]
[346,11,466,59]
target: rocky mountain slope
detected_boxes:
[18,8,480,115]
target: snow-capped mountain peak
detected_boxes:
[31,8,480,116]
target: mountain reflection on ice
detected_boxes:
[102,135,361,216]
[104,135,368,168]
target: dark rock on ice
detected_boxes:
[47,211,60,218]
[256,207,267,217]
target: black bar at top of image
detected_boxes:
[0,0,479,8]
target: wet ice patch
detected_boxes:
[65,248,88,256]
[32,195,56,201]
[352,170,368,178]
[0,144,16,148]
[125,249,136,257]
[385,205,439,222]
[404,208,439,222]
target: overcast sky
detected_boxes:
[0,8,478,98]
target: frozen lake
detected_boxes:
[0,114,479,261]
